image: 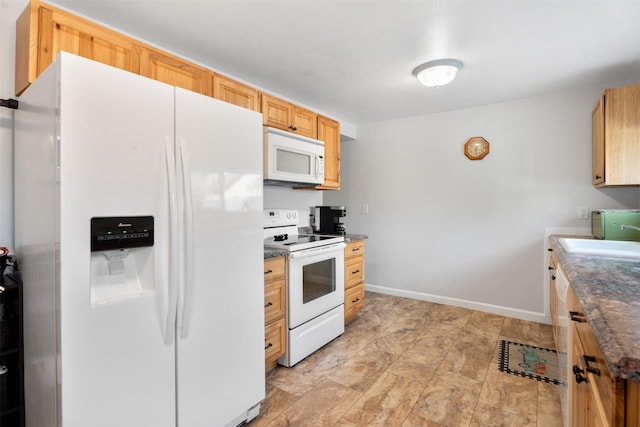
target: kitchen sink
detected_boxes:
[558,238,640,258]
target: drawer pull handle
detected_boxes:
[265,342,273,350]
[583,355,601,376]
[265,301,273,308]
[352,270,360,274]
[264,269,273,275]
[352,297,360,303]
[573,365,588,383]
[352,247,360,252]
[569,311,586,323]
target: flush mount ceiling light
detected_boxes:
[413,59,463,87]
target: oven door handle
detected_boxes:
[289,242,346,259]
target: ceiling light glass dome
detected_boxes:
[413,59,463,87]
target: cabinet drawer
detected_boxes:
[345,256,364,289]
[264,279,285,324]
[345,284,365,323]
[264,317,286,365]
[344,240,365,259]
[264,257,285,284]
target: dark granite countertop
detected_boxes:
[342,233,369,243]
[549,235,640,381]
[264,249,287,259]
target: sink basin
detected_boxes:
[558,238,640,258]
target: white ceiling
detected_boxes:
[50,0,640,125]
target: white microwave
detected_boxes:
[263,127,325,186]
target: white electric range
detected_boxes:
[264,209,345,367]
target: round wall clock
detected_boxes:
[464,137,490,160]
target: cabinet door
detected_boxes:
[261,93,292,130]
[37,7,140,77]
[345,284,364,324]
[292,106,318,139]
[264,318,286,365]
[572,323,590,427]
[264,279,286,324]
[315,116,341,189]
[345,240,365,259]
[592,95,605,185]
[213,74,260,111]
[345,256,364,290]
[603,85,640,185]
[593,84,640,187]
[140,47,210,95]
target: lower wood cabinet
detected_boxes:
[264,256,286,371]
[549,250,559,351]
[567,279,640,426]
[344,240,365,324]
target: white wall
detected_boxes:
[264,186,322,227]
[325,85,640,322]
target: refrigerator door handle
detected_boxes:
[178,139,194,339]
[164,138,179,345]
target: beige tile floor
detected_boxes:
[249,291,563,427]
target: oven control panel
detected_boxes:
[264,209,299,227]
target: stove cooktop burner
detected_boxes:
[264,233,344,251]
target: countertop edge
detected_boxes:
[549,235,640,382]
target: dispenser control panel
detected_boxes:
[91,216,154,252]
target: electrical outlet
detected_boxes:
[578,206,589,220]
[362,204,369,214]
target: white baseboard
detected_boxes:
[364,283,551,325]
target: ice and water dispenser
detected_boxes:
[90,216,155,305]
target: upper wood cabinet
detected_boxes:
[592,84,640,187]
[315,115,341,189]
[15,0,141,95]
[140,47,210,95]
[261,93,318,138]
[212,74,260,111]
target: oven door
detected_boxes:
[288,242,345,328]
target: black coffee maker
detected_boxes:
[314,206,347,234]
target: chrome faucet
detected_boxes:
[620,224,640,232]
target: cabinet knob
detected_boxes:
[595,175,602,180]
[573,365,587,383]
[583,355,601,376]
[570,311,587,323]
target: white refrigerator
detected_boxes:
[14,52,265,427]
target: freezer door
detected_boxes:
[174,88,265,426]
[56,53,176,427]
